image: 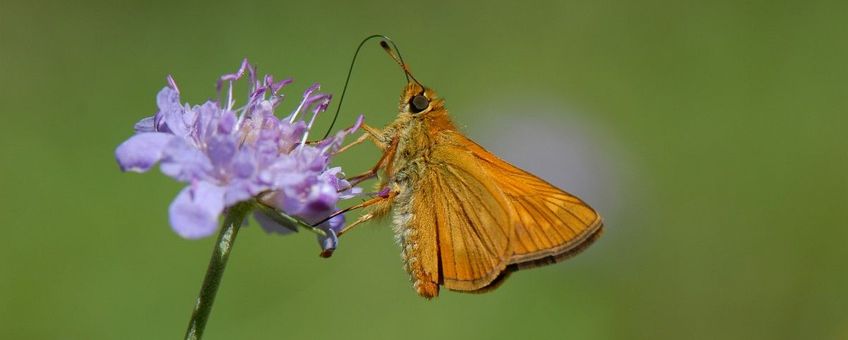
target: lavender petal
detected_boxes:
[206,136,237,168]
[133,116,156,133]
[317,215,343,256]
[115,132,175,172]
[160,138,212,182]
[169,182,227,239]
[223,182,253,206]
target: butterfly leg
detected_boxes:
[346,167,380,187]
[345,137,399,187]
[334,123,389,153]
[332,132,370,156]
[320,188,396,228]
[337,213,374,236]
[361,123,388,151]
[333,188,398,237]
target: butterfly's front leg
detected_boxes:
[332,123,388,156]
[360,123,389,151]
[332,132,369,155]
[345,136,398,187]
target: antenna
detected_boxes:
[379,40,424,89]
[321,34,411,139]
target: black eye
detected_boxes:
[410,95,429,113]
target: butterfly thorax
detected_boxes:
[380,89,454,184]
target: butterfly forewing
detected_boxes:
[445,131,604,270]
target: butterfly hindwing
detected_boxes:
[411,138,515,292]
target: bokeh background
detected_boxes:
[1,0,846,339]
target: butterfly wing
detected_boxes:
[409,139,516,293]
[404,130,602,296]
[446,131,604,271]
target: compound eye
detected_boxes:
[410,95,429,113]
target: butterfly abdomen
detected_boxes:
[391,174,440,298]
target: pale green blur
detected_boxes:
[1,0,846,339]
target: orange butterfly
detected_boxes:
[327,38,603,298]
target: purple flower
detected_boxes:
[116,59,362,251]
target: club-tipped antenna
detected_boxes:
[379,40,424,89]
[322,34,414,139]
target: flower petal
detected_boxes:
[303,181,338,215]
[206,135,237,168]
[223,181,253,206]
[160,138,212,182]
[193,101,220,140]
[133,116,156,133]
[157,89,195,138]
[115,132,175,172]
[218,110,237,134]
[318,228,339,257]
[154,87,183,133]
[317,215,343,257]
[169,182,226,239]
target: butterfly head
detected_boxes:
[400,82,444,116]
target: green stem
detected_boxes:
[184,201,252,340]
[254,201,327,237]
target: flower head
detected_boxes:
[116,59,362,250]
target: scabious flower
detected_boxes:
[115,59,362,251]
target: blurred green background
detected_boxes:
[2,0,846,339]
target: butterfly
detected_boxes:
[324,37,603,298]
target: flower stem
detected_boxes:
[184,201,252,340]
[254,201,327,237]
